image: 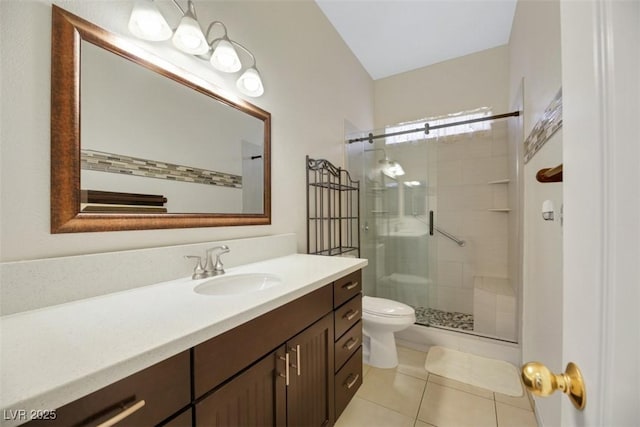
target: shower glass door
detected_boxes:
[347,110,518,342]
[347,134,437,327]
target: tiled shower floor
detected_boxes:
[413,306,474,331]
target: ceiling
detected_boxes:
[315,0,517,80]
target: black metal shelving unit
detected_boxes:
[306,156,360,257]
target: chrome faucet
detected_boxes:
[204,245,230,277]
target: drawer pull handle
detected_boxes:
[343,337,359,351]
[96,399,145,427]
[342,281,359,290]
[290,344,301,376]
[343,309,359,321]
[279,353,290,386]
[344,374,360,389]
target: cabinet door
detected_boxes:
[286,313,335,427]
[195,347,287,427]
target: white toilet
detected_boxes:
[362,296,416,368]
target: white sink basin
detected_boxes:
[194,273,283,296]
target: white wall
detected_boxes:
[0,0,374,262]
[374,45,509,128]
[509,0,563,425]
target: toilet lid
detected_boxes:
[363,296,415,317]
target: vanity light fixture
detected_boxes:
[128,0,265,97]
[171,1,208,55]
[128,0,172,41]
[209,35,241,72]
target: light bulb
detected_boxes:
[128,0,172,41]
[210,39,242,73]
[236,67,264,97]
[172,13,209,55]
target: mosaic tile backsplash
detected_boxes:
[81,149,242,188]
[524,88,563,163]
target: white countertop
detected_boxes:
[0,253,367,426]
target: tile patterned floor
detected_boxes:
[335,346,538,427]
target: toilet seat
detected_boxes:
[363,296,414,318]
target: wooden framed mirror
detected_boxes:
[51,5,271,233]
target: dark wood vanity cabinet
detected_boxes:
[196,313,335,427]
[285,313,335,426]
[24,270,362,427]
[195,347,287,426]
[194,285,336,427]
[332,270,363,420]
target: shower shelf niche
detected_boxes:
[488,178,510,212]
[306,156,360,257]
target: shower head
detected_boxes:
[364,148,405,178]
[379,158,405,178]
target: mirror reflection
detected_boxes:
[51,5,271,232]
[80,41,265,214]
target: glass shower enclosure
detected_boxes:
[347,111,518,342]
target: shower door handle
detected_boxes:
[429,211,434,236]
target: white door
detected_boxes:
[560,0,639,425]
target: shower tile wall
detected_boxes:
[432,121,511,317]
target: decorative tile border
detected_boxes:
[524,88,563,163]
[81,149,242,188]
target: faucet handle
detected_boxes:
[185,255,207,280]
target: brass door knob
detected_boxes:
[521,361,586,410]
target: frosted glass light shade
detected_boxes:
[128,0,172,41]
[236,67,264,97]
[172,13,209,55]
[210,39,242,73]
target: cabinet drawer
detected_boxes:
[334,347,363,419]
[334,320,362,372]
[334,295,362,340]
[26,351,190,427]
[333,270,362,308]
